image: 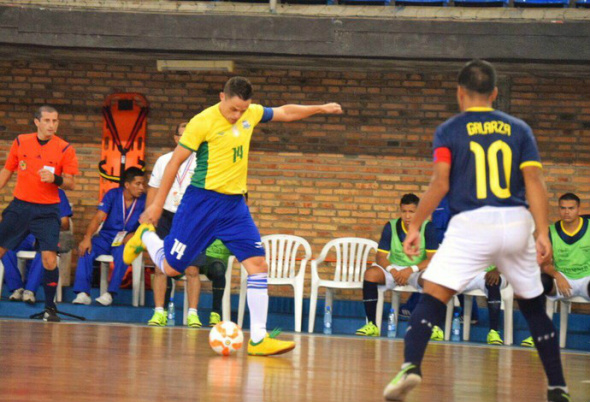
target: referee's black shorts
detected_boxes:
[156,208,206,267]
[0,198,60,251]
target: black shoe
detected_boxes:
[43,307,61,323]
[547,388,571,402]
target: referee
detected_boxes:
[0,105,79,322]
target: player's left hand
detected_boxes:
[485,269,501,286]
[403,229,421,258]
[535,232,552,265]
[38,169,55,183]
[321,103,343,114]
[393,267,412,286]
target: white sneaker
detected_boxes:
[95,292,113,306]
[72,292,92,305]
[9,288,24,301]
[22,290,36,304]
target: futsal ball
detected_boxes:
[209,321,244,356]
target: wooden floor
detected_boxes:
[1,320,589,402]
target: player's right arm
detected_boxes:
[141,145,191,224]
[0,168,13,191]
[79,210,107,255]
[522,166,552,265]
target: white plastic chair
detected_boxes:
[0,260,4,297]
[376,284,421,335]
[97,254,145,306]
[455,282,515,345]
[178,255,235,325]
[308,237,377,333]
[238,235,312,333]
[558,296,590,348]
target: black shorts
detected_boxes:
[0,198,60,252]
[156,208,206,267]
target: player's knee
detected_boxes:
[185,266,199,278]
[541,273,554,295]
[41,253,57,269]
[207,262,226,280]
[364,267,382,282]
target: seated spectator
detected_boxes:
[522,193,590,347]
[4,189,72,304]
[72,167,145,306]
[356,194,439,338]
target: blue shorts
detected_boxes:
[0,198,60,252]
[157,208,206,267]
[164,187,264,273]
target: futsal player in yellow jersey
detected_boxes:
[125,76,342,356]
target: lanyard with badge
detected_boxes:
[111,194,137,247]
[172,154,194,206]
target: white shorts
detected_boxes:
[375,263,423,291]
[462,271,508,297]
[422,206,543,299]
[547,275,590,301]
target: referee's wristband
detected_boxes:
[410,265,419,273]
[53,174,64,187]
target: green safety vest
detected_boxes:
[549,221,590,280]
[388,219,428,266]
[206,239,231,263]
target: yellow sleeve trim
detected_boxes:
[178,141,197,152]
[520,161,542,169]
[426,249,437,253]
[377,249,389,254]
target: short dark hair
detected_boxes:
[34,105,58,120]
[224,77,253,101]
[458,59,497,96]
[559,193,580,206]
[400,193,420,206]
[122,167,144,184]
[175,122,188,136]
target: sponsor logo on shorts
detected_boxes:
[254,242,263,249]
[171,239,187,260]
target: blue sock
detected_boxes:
[403,293,447,368]
[518,294,566,387]
[43,268,59,309]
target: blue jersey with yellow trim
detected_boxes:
[433,108,541,216]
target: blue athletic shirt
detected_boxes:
[58,189,72,218]
[98,188,146,238]
[433,108,541,216]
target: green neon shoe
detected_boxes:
[547,388,571,402]
[187,313,202,328]
[355,322,380,337]
[521,336,535,347]
[487,329,504,345]
[383,364,422,401]
[148,310,167,327]
[209,312,221,327]
[430,326,444,341]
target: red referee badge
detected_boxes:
[19,160,27,170]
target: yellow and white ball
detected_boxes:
[209,321,244,356]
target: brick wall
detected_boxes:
[1,59,590,304]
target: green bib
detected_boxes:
[549,221,590,279]
[388,219,427,266]
[206,239,231,263]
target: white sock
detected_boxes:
[247,273,268,343]
[142,231,166,273]
[188,308,198,316]
[155,307,164,313]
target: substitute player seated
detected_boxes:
[356,194,439,337]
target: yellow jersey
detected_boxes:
[179,103,266,195]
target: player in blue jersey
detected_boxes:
[383,60,569,402]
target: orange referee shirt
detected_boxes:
[4,133,79,204]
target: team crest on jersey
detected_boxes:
[19,160,26,170]
[242,120,251,129]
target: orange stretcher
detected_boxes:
[99,93,148,200]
